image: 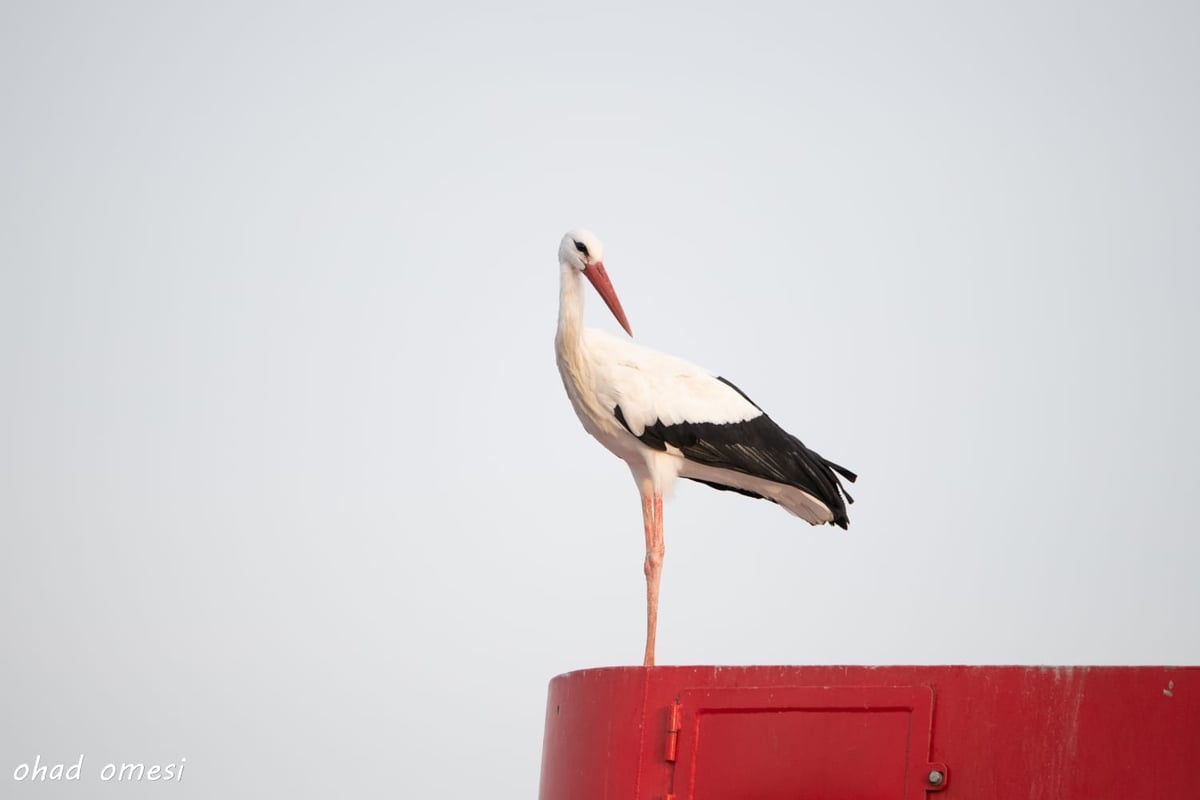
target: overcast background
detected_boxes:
[2,1,1198,797]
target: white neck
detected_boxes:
[556,262,585,354]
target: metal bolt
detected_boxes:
[928,770,945,786]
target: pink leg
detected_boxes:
[640,490,664,667]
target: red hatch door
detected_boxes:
[669,685,947,800]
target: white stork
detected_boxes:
[554,229,856,667]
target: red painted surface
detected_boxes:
[538,666,1199,800]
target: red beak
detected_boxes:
[582,261,633,337]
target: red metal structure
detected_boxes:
[539,665,1198,799]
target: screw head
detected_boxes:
[928,770,945,786]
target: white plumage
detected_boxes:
[587,331,761,436]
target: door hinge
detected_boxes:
[665,701,682,762]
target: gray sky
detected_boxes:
[2,1,1198,797]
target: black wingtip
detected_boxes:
[826,459,857,484]
[822,457,856,526]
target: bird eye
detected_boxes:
[574,241,589,257]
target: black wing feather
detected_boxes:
[614,389,856,528]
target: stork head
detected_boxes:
[559,229,604,270]
[559,229,632,337]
